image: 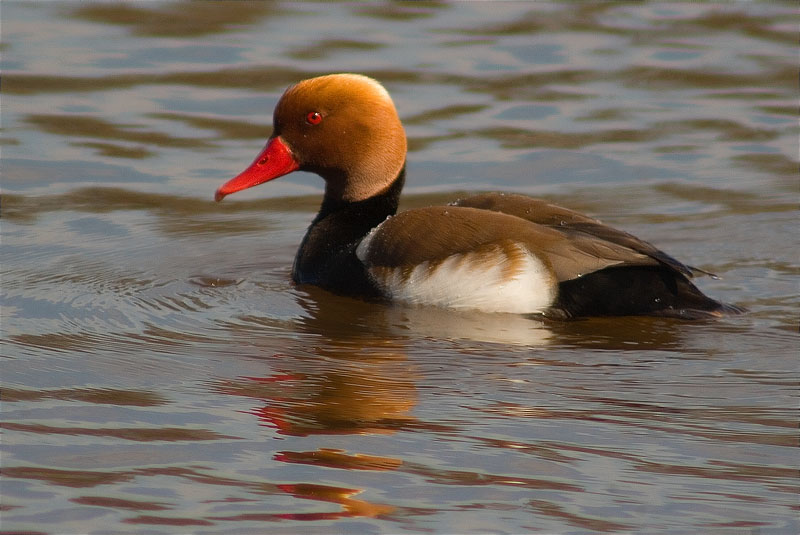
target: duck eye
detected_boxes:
[306,111,323,125]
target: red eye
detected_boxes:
[306,111,323,125]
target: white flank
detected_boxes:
[358,238,555,314]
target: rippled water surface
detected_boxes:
[2,2,798,534]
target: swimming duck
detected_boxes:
[215,73,740,319]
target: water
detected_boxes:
[2,2,798,534]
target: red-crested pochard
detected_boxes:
[215,73,741,319]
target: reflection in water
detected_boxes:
[71,495,170,511]
[207,288,714,526]
[270,483,395,521]
[0,421,235,442]
[70,2,279,37]
[1,387,166,406]
[276,449,403,472]
[0,466,136,489]
[205,483,396,523]
[215,292,420,436]
[295,285,719,351]
[210,296,418,519]
[293,285,558,346]
[384,306,554,346]
[214,353,417,437]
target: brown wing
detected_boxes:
[357,205,659,283]
[451,192,711,278]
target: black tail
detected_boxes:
[551,266,744,319]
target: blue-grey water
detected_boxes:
[2,2,798,534]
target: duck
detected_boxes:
[215,73,741,319]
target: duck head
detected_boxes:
[215,74,407,203]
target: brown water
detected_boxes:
[2,2,798,534]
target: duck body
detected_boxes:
[215,74,740,319]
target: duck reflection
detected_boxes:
[273,482,395,520]
[214,289,421,436]
[210,283,704,523]
[296,286,555,346]
[276,448,403,471]
[294,285,698,350]
[214,286,697,439]
[211,294,416,519]
[214,348,415,436]
[271,455,399,518]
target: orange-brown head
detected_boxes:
[215,74,407,203]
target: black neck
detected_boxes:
[292,165,406,293]
[316,165,406,225]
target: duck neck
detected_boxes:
[316,165,405,226]
[292,165,406,290]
